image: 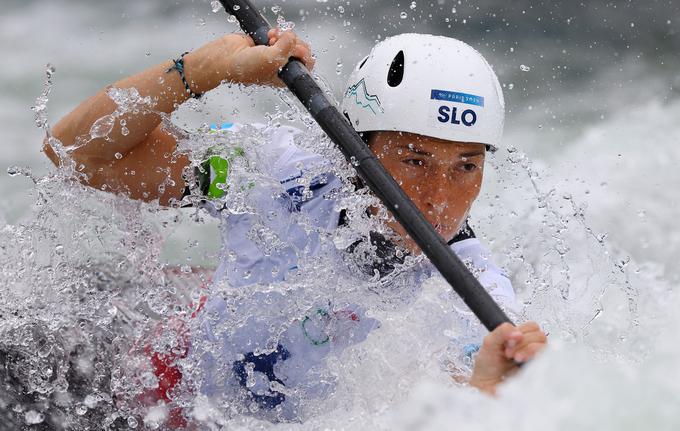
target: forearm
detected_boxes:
[42,31,313,205]
[46,31,314,169]
[48,57,202,166]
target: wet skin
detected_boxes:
[368,131,486,253]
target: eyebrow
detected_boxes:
[397,144,485,159]
[398,144,432,157]
[459,150,486,158]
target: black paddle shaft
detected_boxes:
[217,0,513,332]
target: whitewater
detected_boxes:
[1,0,679,429]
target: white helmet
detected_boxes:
[341,34,505,150]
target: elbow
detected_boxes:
[43,120,79,167]
[43,120,68,167]
[42,135,61,167]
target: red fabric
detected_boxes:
[136,282,208,429]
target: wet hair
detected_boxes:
[360,131,373,146]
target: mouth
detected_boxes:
[432,222,458,238]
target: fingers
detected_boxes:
[513,342,545,363]
[222,29,313,87]
[504,321,547,363]
[482,322,523,352]
[267,29,314,70]
[293,39,315,70]
[265,30,296,71]
[240,33,255,48]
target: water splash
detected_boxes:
[1,74,665,430]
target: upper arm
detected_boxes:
[45,124,191,206]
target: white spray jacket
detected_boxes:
[193,123,517,418]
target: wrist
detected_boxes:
[468,374,498,395]
[182,50,219,96]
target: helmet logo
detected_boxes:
[345,78,385,115]
[430,89,484,107]
[431,89,483,128]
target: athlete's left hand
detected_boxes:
[184,29,315,92]
[468,321,547,395]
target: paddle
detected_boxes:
[217,0,514,332]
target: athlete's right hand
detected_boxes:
[183,29,315,93]
[468,321,547,395]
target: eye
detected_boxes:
[403,158,425,167]
[461,163,478,172]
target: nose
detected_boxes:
[420,172,450,220]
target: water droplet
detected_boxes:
[520,64,531,72]
[84,395,98,408]
[508,83,515,90]
[338,5,345,13]
[141,371,158,389]
[25,410,44,425]
[90,114,116,139]
[233,4,240,11]
[410,1,417,10]
[277,15,295,31]
[210,0,222,13]
[54,245,64,256]
[400,12,408,19]
[54,377,68,393]
[128,416,139,428]
[75,404,88,416]
[114,152,123,160]
[271,5,281,13]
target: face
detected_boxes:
[369,131,486,253]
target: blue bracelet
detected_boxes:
[167,52,203,99]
